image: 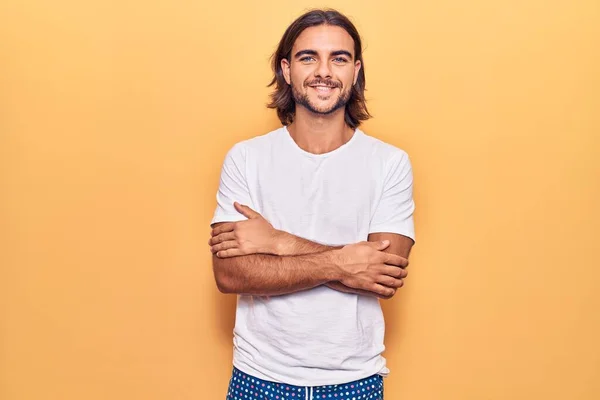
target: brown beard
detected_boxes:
[291,79,352,115]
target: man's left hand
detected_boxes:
[209,202,283,257]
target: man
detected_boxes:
[209,9,415,400]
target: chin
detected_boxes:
[309,99,336,109]
[312,107,339,115]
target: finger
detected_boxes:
[352,283,395,299]
[216,248,244,258]
[379,265,408,279]
[376,275,405,289]
[370,283,396,298]
[367,240,390,251]
[351,287,386,298]
[372,287,395,300]
[209,232,236,245]
[234,202,261,219]
[384,254,409,268]
[211,240,239,253]
[211,222,235,236]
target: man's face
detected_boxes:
[282,25,362,116]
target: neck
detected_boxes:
[286,106,355,155]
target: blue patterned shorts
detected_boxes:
[226,367,384,400]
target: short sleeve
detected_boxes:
[369,152,416,242]
[210,143,254,226]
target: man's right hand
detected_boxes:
[329,241,409,298]
[336,262,408,298]
[335,240,409,268]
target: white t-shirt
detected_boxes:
[211,126,415,386]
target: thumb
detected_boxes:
[369,240,390,250]
[234,202,260,219]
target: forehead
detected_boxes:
[292,25,355,56]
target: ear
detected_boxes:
[354,59,362,85]
[281,58,291,85]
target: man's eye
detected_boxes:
[300,56,316,62]
[333,57,349,63]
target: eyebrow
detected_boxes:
[293,49,354,59]
[331,50,353,59]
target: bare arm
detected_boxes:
[209,204,412,298]
[269,231,413,259]
[212,246,405,298]
[208,207,378,296]
[261,232,373,296]
[211,214,408,297]
[275,231,414,297]
[265,232,378,296]
[275,231,343,255]
[212,250,340,296]
[368,232,414,260]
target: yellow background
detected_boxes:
[1,0,599,399]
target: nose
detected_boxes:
[315,60,332,79]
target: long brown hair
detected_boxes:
[267,9,371,129]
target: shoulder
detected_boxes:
[357,129,411,166]
[358,130,414,187]
[224,127,285,160]
[226,127,285,157]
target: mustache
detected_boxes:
[305,79,342,88]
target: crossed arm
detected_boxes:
[210,202,414,298]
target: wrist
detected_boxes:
[272,230,293,256]
[323,261,344,282]
[324,249,349,282]
[327,248,346,267]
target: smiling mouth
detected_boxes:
[309,85,338,94]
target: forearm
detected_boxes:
[212,250,341,296]
[276,231,343,256]
[275,232,382,297]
